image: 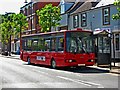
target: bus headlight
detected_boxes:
[88,59,94,62]
[91,59,94,62]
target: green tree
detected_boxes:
[11,13,28,51]
[12,13,28,37]
[0,14,13,54]
[37,4,61,32]
[0,13,28,54]
[112,0,120,20]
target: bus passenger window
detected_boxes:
[58,38,64,51]
[38,38,45,51]
[45,39,50,51]
[51,38,57,51]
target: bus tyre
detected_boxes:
[51,59,56,69]
[27,57,31,65]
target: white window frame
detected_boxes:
[81,13,87,27]
[73,15,79,28]
[102,7,110,25]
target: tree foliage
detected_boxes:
[112,0,120,20]
[0,13,28,50]
[0,14,14,45]
[37,4,61,32]
[12,13,28,37]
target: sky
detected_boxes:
[0,0,115,14]
[0,0,31,14]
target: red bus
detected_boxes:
[20,29,95,68]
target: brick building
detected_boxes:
[20,1,60,35]
[11,1,60,54]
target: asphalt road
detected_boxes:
[0,56,119,88]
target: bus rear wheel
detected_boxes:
[27,57,31,65]
[51,59,56,69]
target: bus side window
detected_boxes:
[51,38,57,51]
[58,37,64,51]
[32,40,38,51]
[38,38,45,51]
[45,39,50,51]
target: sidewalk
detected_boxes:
[110,62,120,74]
[0,54,120,74]
[0,54,20,60]
[92,63,120,74]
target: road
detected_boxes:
[0,56,119,88]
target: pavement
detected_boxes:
[92,63,120,75]
[0,54,120,75]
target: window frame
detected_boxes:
[73,14,79,28]
[81,13,87,27]
[102,7,110,25]
[115,34,119,50]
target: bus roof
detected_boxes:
[22,28,92,38]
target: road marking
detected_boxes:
[77,80,104,88]
[57,76,104,88]
[78,79,100,86]
[32,69,49,75]
[57,76,91,87]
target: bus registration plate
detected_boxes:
[78,64,85,66]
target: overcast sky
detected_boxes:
[0,0,115,14]
[0,0,31,14]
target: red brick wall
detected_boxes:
[34,2,60,33]
[21,1,60,34]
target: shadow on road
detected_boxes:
[23,63,110,74]
[60,66,110,73]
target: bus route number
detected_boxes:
[36,56,46,61]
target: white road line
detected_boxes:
[77,80,104,88]
[57,76,91,87]
[97,85,104,88]
[32,69,49,75]
[78,79,101,86]
[38,71,49,75]
[57,76,104,88]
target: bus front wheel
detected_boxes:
[27,57,31,65]
[51,59,56,69]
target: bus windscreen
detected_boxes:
[66,32,93,53]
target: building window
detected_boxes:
[115,34,119,50]
[32,16,34,29]
[28,6,30,15]
[73,15,79,28]
[102,7,110,25]
[25,8,27,16]
[61,4,65,14]
[81,13,87,27]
